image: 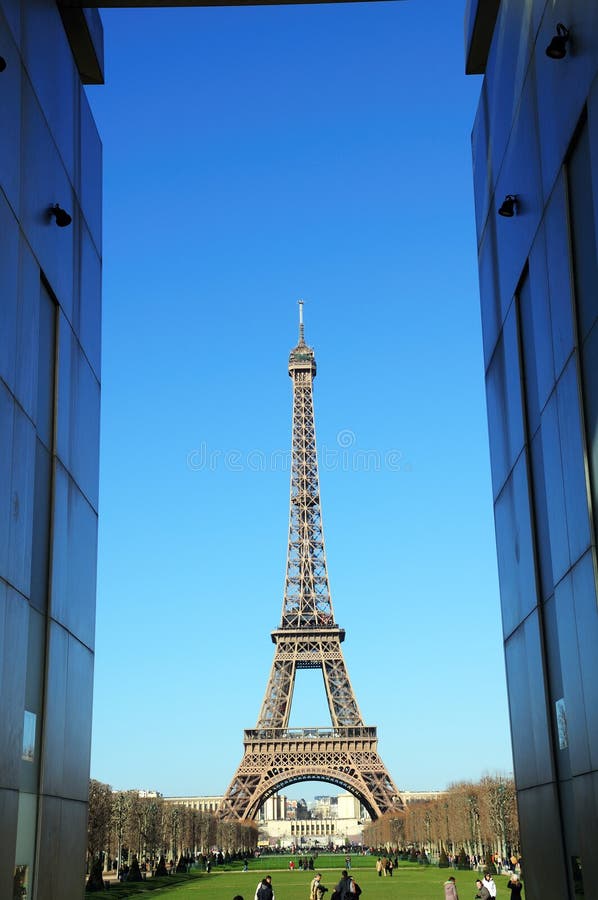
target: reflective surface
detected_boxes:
[0,0,102,897]
[470,2,598,896]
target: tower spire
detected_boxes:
[298,298,305,344]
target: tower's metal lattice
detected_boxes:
[219,304,402,822]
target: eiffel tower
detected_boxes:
[219,302,402,822]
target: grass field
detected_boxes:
[103,859,524,900]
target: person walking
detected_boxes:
[375,859,382,877]
[310,873,328,900]
[444,875,458,900]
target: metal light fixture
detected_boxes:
[498,195,517,218]
[546,24,570,60]
[49,203,72,227]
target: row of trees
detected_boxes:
[87,781,258,872]
[363,775,519,860]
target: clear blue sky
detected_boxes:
[86,0,513,801]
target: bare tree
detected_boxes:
[88,781,113,867]
[110,791,131,873]
[363,775,520,861]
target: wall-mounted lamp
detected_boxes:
[0,56,7,72]
[546,24,570,60]
[498,195,518,218]
[49,203,72,228]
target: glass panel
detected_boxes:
[539,393,570,584]
[568,120,598,342]
[504,611,554,789]
[545,174,575,379]
[571,552,598,772]
[523,237,556,434]
[485,306,525,497]
[530,429,553,601]
[478,212,502,366]
[543,594,570,782]
[494,454,538,637]
[21,609,45,793]
[8,408,36,597]
[55,317,100,509]
[516,785,568,898]
[0,383,14,583]
[580,321,598,546]
[557,359,591,564]
[29,439,51,613]
[36,283,56,450]
[555,572,591,776]
[519,268,541,434]
[14,792,38,900]
[51,462,97,649]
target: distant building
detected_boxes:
[309,795,337,818]
[163,795,224,814]
[261,793,287,821]
[466,2,598,897]
[262,793,368,847]
[400,790,446,805]
[164,792,369,847]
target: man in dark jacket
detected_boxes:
[335,871,352,900]
[257,876,274,900]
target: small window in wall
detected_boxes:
[21,712,36,762]
[555,698,568,750]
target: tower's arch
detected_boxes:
[248,771,378,822]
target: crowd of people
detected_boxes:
[444,871,523,899]
[444,853,521,874]
[375,856,397,876]
[232,866,524,900]
[231,858,524,900]
[232,867,363,900]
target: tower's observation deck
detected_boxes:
[288,297,316,376]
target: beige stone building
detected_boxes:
[163,794,225,815]
[164,792,369,847]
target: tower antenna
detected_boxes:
[298,298,305,344]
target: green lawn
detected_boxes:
[103,860,523,900]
